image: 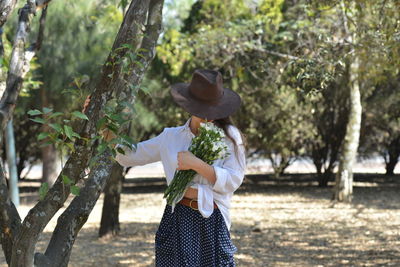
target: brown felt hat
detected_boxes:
[170,69,241,120]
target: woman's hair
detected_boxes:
[213,116,246,166]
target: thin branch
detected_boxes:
[0,0,18,28]
[32,5,48,51]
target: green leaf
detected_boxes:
[49,112,64,119]
[39,141,53,148]
[110,149,117,158]
[97,142,108,154]
[42,107,53,114]
[107,124,119,133]
[109,113,122,122]
[116,146,126,155]
[121,43,134,50]
[71,111,89,120]
[128,52,137,62]
[108,137,120,144]
[136,52,146,60]
[28,109,43,116]
[65,142,75,152]
[64,125,73,140]
[133,60,144,68]
[38,132,49,141]
[120,101,135,112]
[88,155,98,168]
[71,132,81,138]
[140,86,151,95]
[137,48,148,53]
[49,123,62,133]
[39,182,49,200]
[62,174,72,185]
[30,118,46,124]
[121,134,135,145]
[96,117,107,130]
[71,185,80,196]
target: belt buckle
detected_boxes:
[189,199,199,211]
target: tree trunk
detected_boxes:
[98,163,124,237]
[98,121,132,238]
[312,147,326,186]
[41,143,58,186]
[319,170,333,187]
[385,138,400,175]
[386,159,398,176]
[333,57,362,202]
[34,150,115,267]
[40,86,59,186]
[5,118,19,207]
[0,4,48,265]
[0,154,21,267]
[269,153,292,178]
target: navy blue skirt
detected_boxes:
[155,203,237,267]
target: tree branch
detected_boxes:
[0,2,49,265]
[33,0,164,265]
[35,150,116,267]
[0,0,18,28]
[0,161,21,266]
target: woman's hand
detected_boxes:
[177,151,200,171]
[81,94,117,143]
[177,151,217,185]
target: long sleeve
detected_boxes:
[114,128,166,167]
[212,126,246,194]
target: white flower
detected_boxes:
[211,142,219,152]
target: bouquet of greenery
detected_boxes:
[163,121,229,205]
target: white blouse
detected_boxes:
[114,118,246,230]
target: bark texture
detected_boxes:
[0,3,49,265]
[0,0,18,28]
[98,163,124,237]
[333,57,362,202]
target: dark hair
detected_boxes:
[213,116,246,167]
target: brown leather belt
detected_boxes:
[178,197,218,210]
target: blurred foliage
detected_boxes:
[139,0,400,177]
[1,0,399,178]
[1,0,123,176]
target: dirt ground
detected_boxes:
[1,173,399,267]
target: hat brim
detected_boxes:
[170,82,241,120]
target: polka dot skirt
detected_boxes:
[155,203,237,267]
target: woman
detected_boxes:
[83,69,246,267]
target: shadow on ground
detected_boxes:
[2,173,399,267]
[17,173,400,210]
[30,219,399,267]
